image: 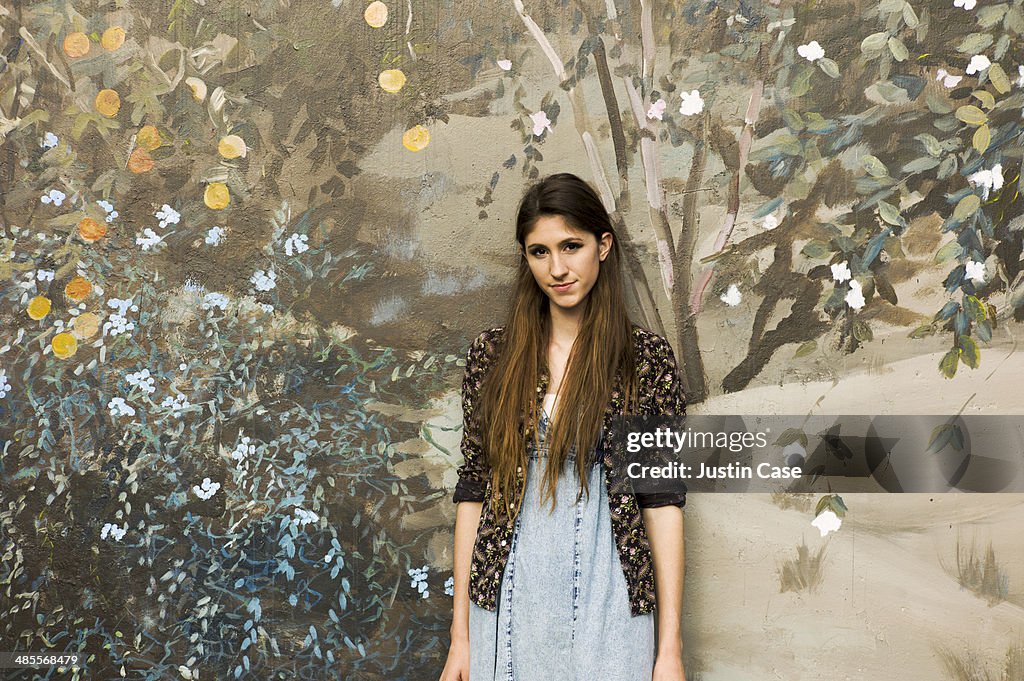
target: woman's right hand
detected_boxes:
[438,635,470,681]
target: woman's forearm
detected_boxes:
[450,500,484,641]
[641,505,685,658]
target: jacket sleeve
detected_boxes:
[635,337,688,509]
[452,331,494,503]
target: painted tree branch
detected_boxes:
[690,67,764,315]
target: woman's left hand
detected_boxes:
[652,652,685,681]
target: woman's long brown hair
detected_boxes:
[475,173,640,522]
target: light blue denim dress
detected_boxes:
[468,396,655,681]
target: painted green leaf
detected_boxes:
[988,63,1011,93]
[861,32,889,54]
[927,422,956,453]
[914,133,942,157]
[902,157,940,173]
[774,428,808,448]
[801,240,831,259]
[964,294,986,321]
[793,340,817,358]
[782,109,805,131]
[818,58,840,79]
[908,324,936,339]
[959,336,980,368]
[953,194,981,221]
[971,90,996,109]
[1008,7,1024,33]
[853,320,873,342]
[956,32,994,54]
[976,320,993,342]
[862,154,889,177]
[977,4,1008,27]
[955,105,988,126]
[888,37,909,62]
[973,124,991,153]
[926,94,953,114]
[877,201,902,226]
[902,2,920,28]
[939,349,959,379]
[934,240,963,263]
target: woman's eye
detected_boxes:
[565,243,581,251]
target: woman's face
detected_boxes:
[523,214,613,313]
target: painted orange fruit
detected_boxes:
[204,182,230,209]
[78,217,107,242]
[63,32,91,58]
[128,147,154,173]
[101,26,126,51]
[72,313,100,339]
[137,125,161,151]
[95,89,121,117]
[402,124,430,151]
[28,296,51,320]
[378,69,406,93]
[65,276,92,301]
[52,332,78,359]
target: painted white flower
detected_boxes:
[201,292,229,310]
[205,225,226,246]
[285,233,309,256]
[444,575,455,596]
[1017,65,1024,88]
[679,90,704,116]
[811,509,842,536]
[97,200,118,223]
[966,54,991,75]
[41,132,59,149]
[0,368,11,399]
[294,507,319,526]
[160,393,192,417]
[259,303,275,313]
[529,110,552,137]
[936,69,963,88]
[126,369,156,395]
[831,261,852,282]
[954,0,977,9]
[845,279,866,310]
[720,283,742,307]
[231,434,257,462]
[40,189,66,206]
[107,397,136,418]
[968,163,1004,200]
[103,298,138,337]
[251,269,277,292]
[136,228,164,251]
[193,477,221,500]
[100,522,128,541]
[35,269,55,282]
[409,565,430,598]
[183,277,204,293]
[647,98,667,121]
[497,59,512,71]
[797,40,825,62]
[762,214,779,231]
[964,259,986,284]
[154,203,180,228]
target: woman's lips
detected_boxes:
[552,281,575,292]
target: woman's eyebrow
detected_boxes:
[527,237,584,249]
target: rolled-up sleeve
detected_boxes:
[452,331,495,503]
[635,338,688,509]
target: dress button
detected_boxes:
[517,466,522,473]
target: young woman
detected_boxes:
[439,173,687,681]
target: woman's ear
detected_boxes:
[599,232,613,261]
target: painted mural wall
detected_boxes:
[2,0,1024,678]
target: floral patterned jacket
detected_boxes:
[452,323,687,617]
